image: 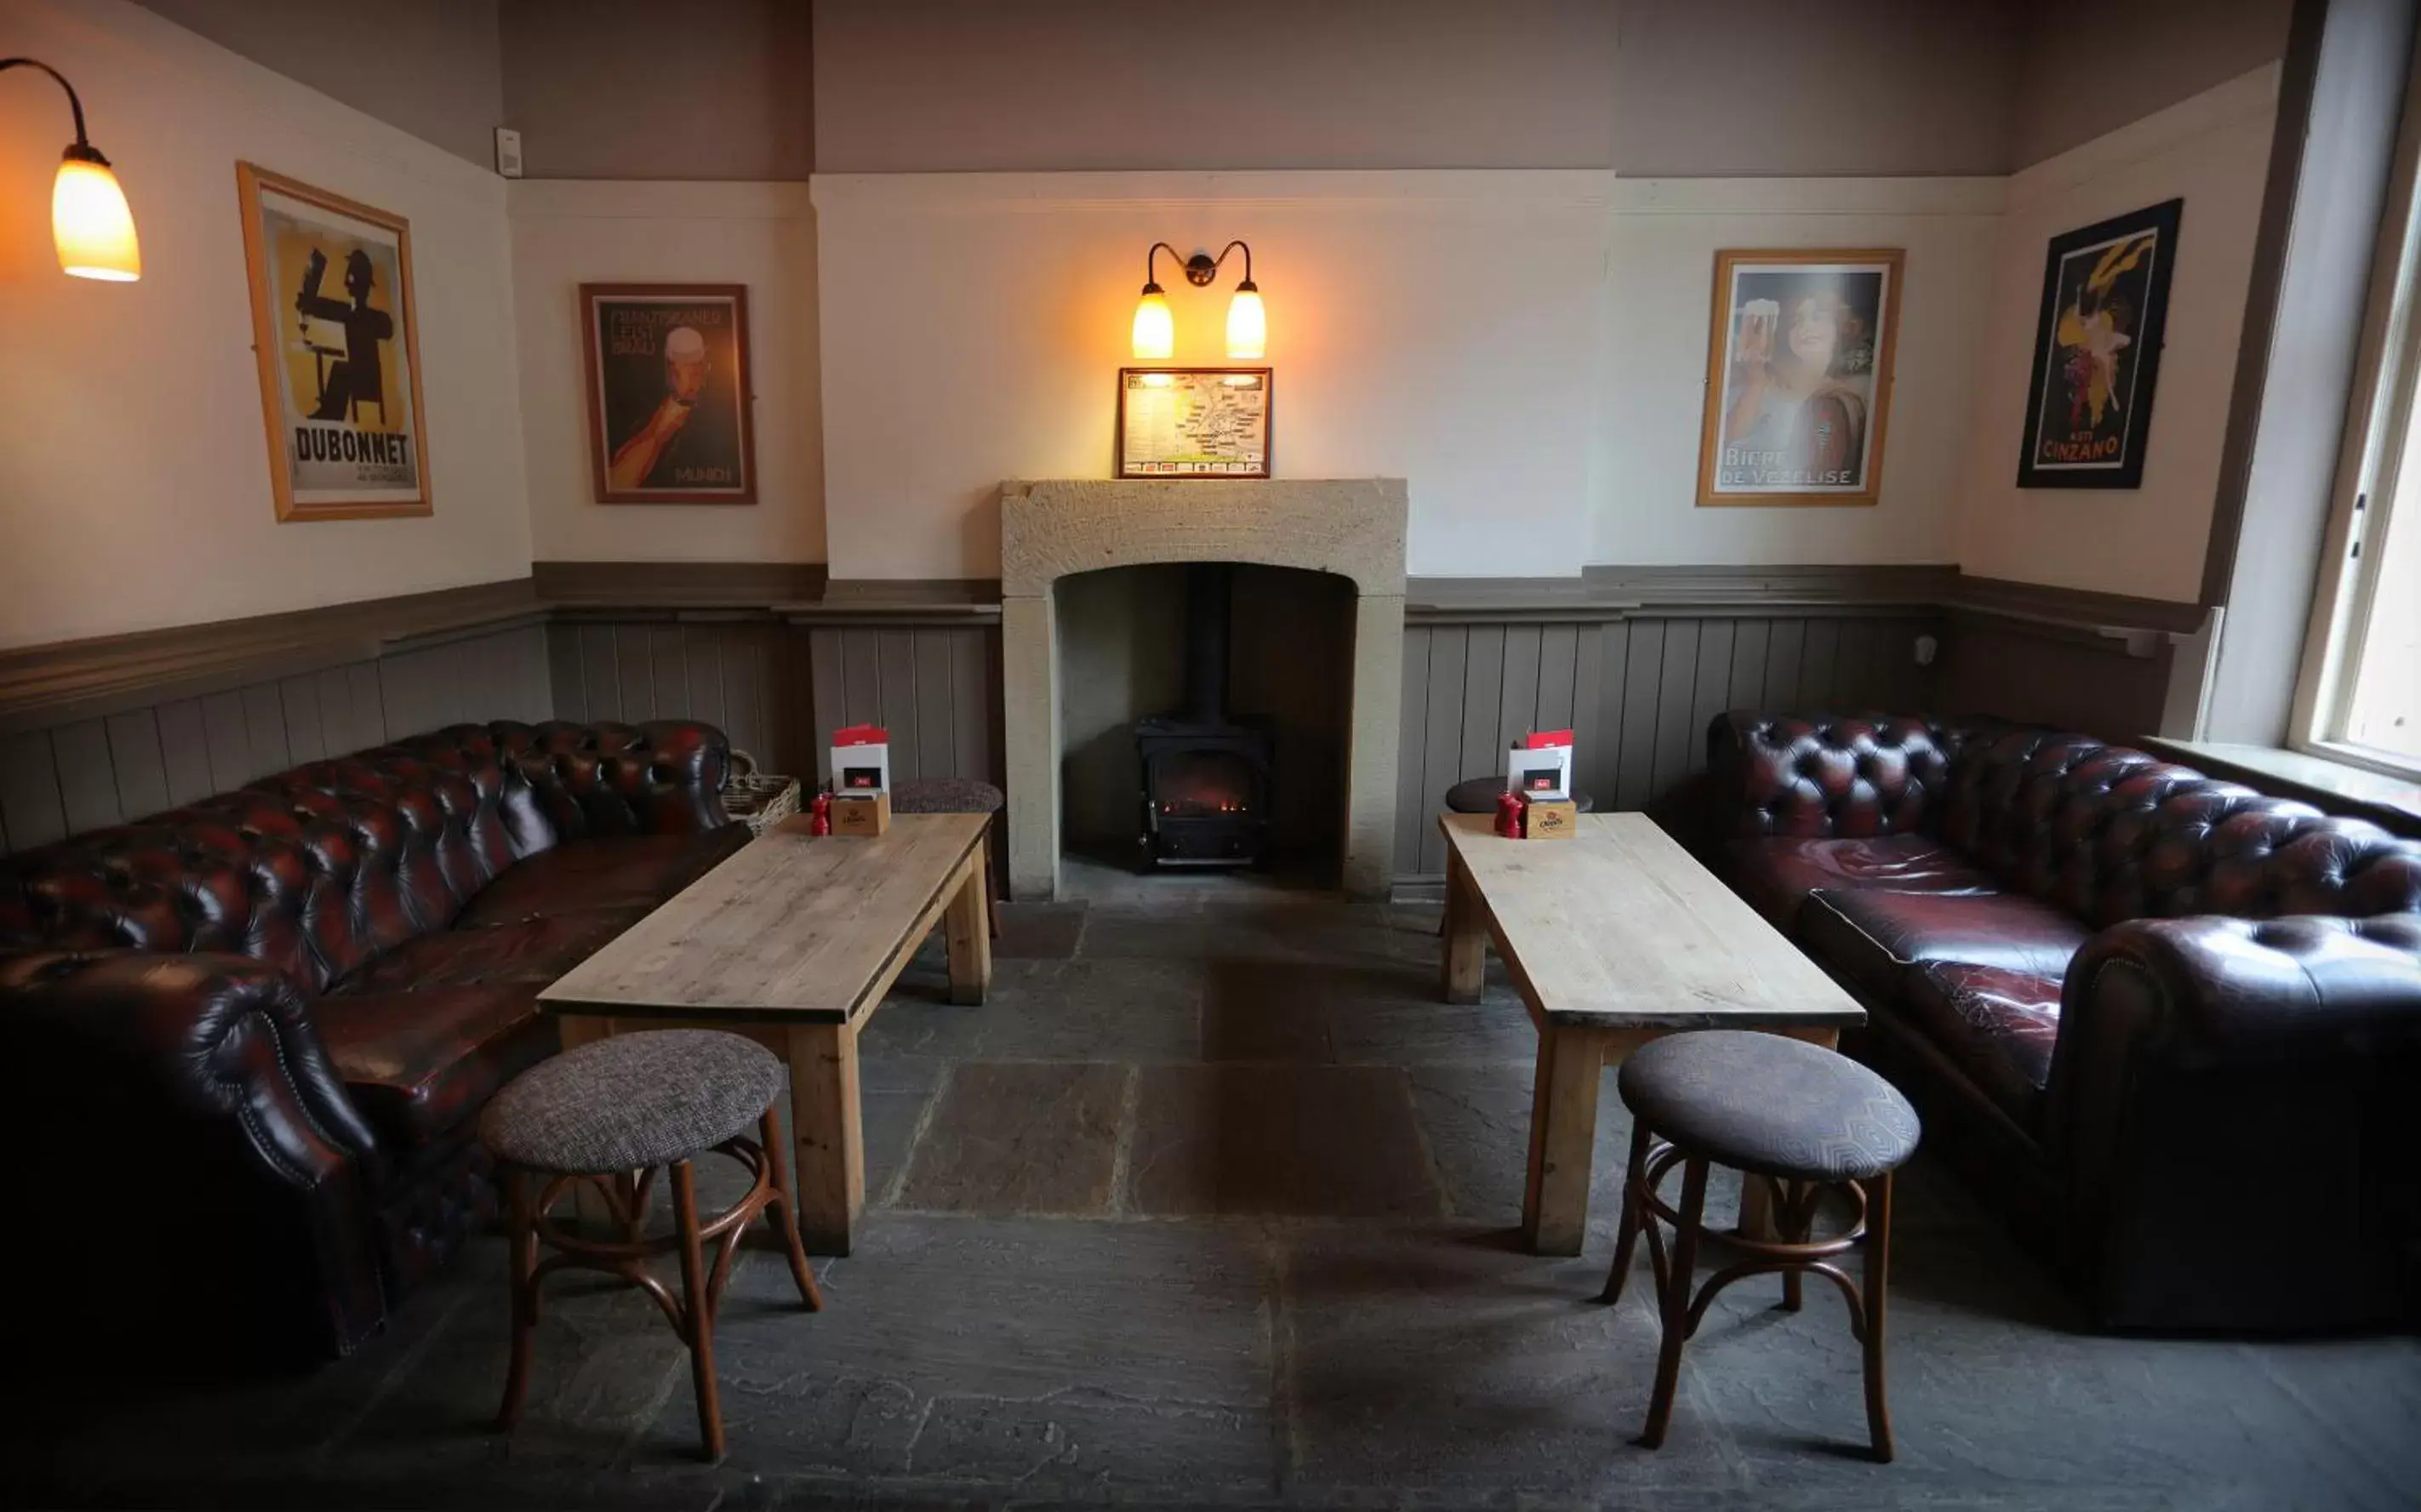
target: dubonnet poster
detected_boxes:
[580,284,757,504]
[2017,199,2182,489]
[1697,249,1903,506]
[237,163,430,521]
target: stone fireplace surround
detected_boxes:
[1001,479,1408,900]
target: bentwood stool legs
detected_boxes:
[1598,1030,1920,1464]
[482,1030,825,1460]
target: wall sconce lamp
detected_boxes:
[2,57,141,282]
[1132,240,1264,362]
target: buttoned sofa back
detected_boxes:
[1715,715,2421,926]
[0,720,731,994]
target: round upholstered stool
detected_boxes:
[892,777,1007,933]
[479,1030,823,1459]
[1442,775,1596,814]
[1599,1030,1919,1462]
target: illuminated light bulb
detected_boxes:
[1131,283,1173,361]
[53,150,140,282]
[1225,280,1265,361]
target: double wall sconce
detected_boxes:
[1132,240,1265,362]
[2,57,141,281]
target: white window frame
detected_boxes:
[2293,23,2421,782]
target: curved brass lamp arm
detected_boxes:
[1215,239,1254,285]
[1144,241,1181,291]
[0,58,97,157]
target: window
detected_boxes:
[2298,65,2421,778]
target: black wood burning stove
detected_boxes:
[1136,563,1272,868]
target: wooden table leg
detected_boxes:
[785,1022,865,1255]
[945,840,991,1007]
[1522,1023,1609,1255]
[1441,847,1487,1005]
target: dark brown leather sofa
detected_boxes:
[1708,713,2421,1332]
[0,720,748,1364]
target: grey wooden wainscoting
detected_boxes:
[541,616,1002,792]
[1390,600,1940,882]
[1932,577,2210,742]
[0,621,551,856]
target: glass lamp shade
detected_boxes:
[1131,286,1173,361]
[1225,283,1265,361]
[53,153,140,282]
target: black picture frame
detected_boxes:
[2016,198,2183,489]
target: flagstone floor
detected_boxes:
[13,859,2419,1510]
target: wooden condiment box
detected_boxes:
[1524,796,1579,840]
[831,790,892,837]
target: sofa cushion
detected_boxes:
[327,908,646,998]
[314,984,558,1150]
[1901,961,2063,1130]
[454,829,751,929]
[1730,836,1998,932]
[1801,887,2090,1000]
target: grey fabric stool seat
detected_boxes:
[1600,1030,1919,1463]
[1442,775,1595,814]
[480,1030,824,1460]
[892,777,1007,935]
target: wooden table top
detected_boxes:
[539,812,988,1026]
[1440,812,1865,1030]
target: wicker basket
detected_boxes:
[722,749,802,835]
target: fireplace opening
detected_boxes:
[1056,558,1352,884]
[1135,563,1272,869]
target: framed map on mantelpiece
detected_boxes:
[1115,368,1272,478]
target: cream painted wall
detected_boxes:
[814,171,1614,580]
[507,180,825,562]
[1593,178,2003,566]
[1956,67,2281,602]
[0,1,533,650]
[814,170,2004,580]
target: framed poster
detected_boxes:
[1697,249,1903,506]
[580,283,757,504]
[237,163,431,521]
[1116,368,1272,478]
[2016,199,2183,489]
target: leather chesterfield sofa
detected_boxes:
[0,720,749,1364]
[1707,712,2421,1332]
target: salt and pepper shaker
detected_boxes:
[808,790,833,836]
[1493,788,1528,839]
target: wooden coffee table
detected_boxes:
[540,812,992,1254]
[1437,812,1864,1254]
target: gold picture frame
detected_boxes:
[237,163,432,522]
[1695,248,1903,507]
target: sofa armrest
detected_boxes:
[2056,914,2421,1071]
[1705,711,1964,841]
[0,950,390,1356]
[2043,914,2421,1327]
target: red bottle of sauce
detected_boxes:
[1493,789,1528,839]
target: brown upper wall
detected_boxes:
[2008,0,2293,169]
[129,0,2296,180]
[1611,1,2021,177]
[128,0,504,168]
[811,0,1622,172]
[499,0,814,180]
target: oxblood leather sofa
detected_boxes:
[1709,713,2421,1332]
[0,720,747,1364]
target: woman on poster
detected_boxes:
[1721,287,1870,485]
